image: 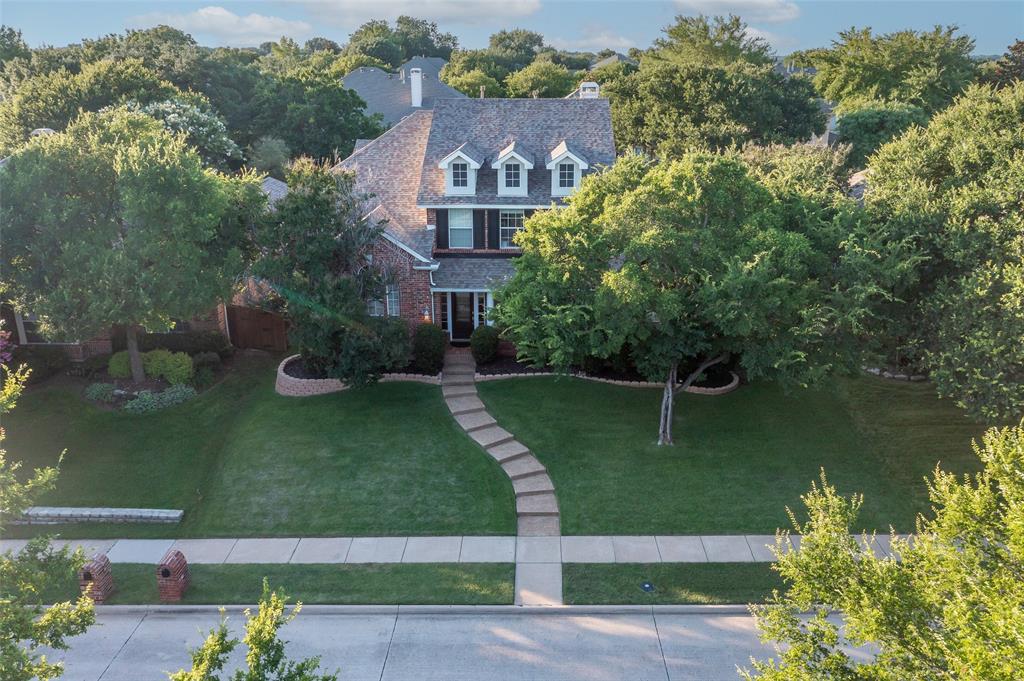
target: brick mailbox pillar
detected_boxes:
[78,553,114,604]
[157,549,190,602]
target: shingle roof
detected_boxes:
[335,110,434,260]
[260,177,288,206]
[590,53,637,69]
[441,141,486,167]
[494,140,534,167]
[432,257,516,290]
[546,139,588,166]
[342,57,467,127]
[417,98,615,207]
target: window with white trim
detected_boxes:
[448,208,473,248]
[499,210,525,249]
[558,162,576,188]
[367,285,400,317]
[451,162,468,188]
[505,162,521,188]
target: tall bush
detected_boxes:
[412,323,446,374]
[470,325,500,364]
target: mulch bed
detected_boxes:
[475,356,552,376]
[283,356,437,379]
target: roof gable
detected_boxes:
[342,58,467,126]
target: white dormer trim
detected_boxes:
[490,149,534,170]
[496,159,528,197]
[439,151,479,196]
[545,149,589,171]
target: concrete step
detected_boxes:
[513,473,555,497]
[516,492,559,516]
[442,384,477,399]
[502,455,546,480]
[518,515,561,537]
[486,440,530,463]
[442,375,475,387]
[443,364,476,374]
[469,426,514,449]
[454,410,496,432]
[445,395,486,416]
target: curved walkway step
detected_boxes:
[441,349,563,605]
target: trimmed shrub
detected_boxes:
[377,317,412,372]
[84,382,116,403]
[123,384,197,414]
[113,329,231,356]
[193,366,216,389]
[412,323,446,374]
[10,345,71,384]
[192,351,221,370]
[143,349,193,384]
[108,350,132,379]
[470,325,500,365]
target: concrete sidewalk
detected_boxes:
[48,606,874,681]
[0,533,906,564]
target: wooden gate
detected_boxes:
[226,305,288,352]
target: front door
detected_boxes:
[451,293,474,341]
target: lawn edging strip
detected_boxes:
[89,603,754,615]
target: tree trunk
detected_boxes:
[658,361,678,446]
[125,325,145,384]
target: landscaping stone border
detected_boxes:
[864,367,928,382]
[274,355,440,397]
[475,370,741,395]
[15,507,183,525]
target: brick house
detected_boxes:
[333,95,616,342]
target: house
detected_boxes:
[342,56,467,127]
[590,53,638,70]
[333,92,615,343]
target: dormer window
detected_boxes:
[452,162,468,188]
[546,140,589,197]
[492,141,533,197]
[558,162,576,189]
[439,144,483,196]
[505,163,521,188]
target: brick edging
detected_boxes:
[475,370,741,395]
[275,355,441,397]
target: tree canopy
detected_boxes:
[865,83,1024,421]
[504,59,577,98]
[1,110,263,381]
[809,25,976,113]
[747,421,1024,680]
[651,14,774,66]
[836,100,928,168]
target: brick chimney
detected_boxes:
[410,67,423,108]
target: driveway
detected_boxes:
[52,605,871,681]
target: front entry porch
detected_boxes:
[433,290,493,342]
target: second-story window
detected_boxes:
[452,162,468,188]
[505,162,521,188]
[558,162,576,188]
[449,208,473,248]
[499,210,525,248]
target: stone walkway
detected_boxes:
[0,534,908,565]
[441,349,562,605]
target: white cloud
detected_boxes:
[549,25,634,52]
[300,0,542,28]
[129,6,313,46]
[675,0,800,24]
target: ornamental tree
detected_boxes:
[496,152,873,445]
[746,422,1024,680]
[865,83,1024,421]
[254,159,407,386]
[1,110,262,383]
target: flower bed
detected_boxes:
[275,355,441,397]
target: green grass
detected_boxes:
[478,375,985,535]
[5,355,515,538]
[564,563,784,605]
[45,563,514,605]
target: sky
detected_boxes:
[3,0,1021,56]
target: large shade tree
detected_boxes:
[1,110,263,382]
[496,151,879,444]
[746,421,1024,680]
[865,83,1024,421]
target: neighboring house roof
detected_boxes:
[417,98,616,207]
[848,169,871,203]
[260,176,289,206]
[432,257,515,290]
[353,138,372,153]
[342,56,466,126]
[590,53,637,69]
[335,109,435,261]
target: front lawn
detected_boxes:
[45,563,514,605]
[6,354,515,538]
[477,375,984,535]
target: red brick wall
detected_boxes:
[372,239,432,329]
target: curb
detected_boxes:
[92,604,755,616]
